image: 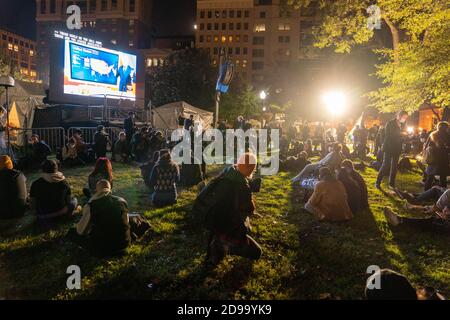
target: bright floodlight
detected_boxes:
[260,90,267,100]
[407,126,414,134]
[322,91,347,116]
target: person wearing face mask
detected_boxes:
[375,111,409,190]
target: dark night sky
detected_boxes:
[0,0,195,40]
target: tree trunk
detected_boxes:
[383,15,400,63]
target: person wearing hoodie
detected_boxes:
[0,155,28,219]
[149,149,180,207]
[93,125,109,159]
[72,180,131,257]
[203,153,262,264]
[29,160,78,220]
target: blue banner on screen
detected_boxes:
[64,40,137,100]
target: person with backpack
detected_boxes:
[422,122,450,191]
[0,155,28,219]
[193,153,262,265]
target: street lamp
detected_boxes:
[321,90,347,116]
[0,75,15,157]
[259,90,267,101]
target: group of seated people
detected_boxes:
[0,155,151,257]
[288,142,369,222]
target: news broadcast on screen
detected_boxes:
[63,40,137,101]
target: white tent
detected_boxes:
[153,101,214,130]
[0,80,46,146]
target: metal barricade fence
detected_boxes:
[9,127,66,152]
[67,127,123,145]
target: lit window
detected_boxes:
[254,24,266,32]
[221,36,226,43]
[14,45,19,52]
[8,43,13,50]
[214,36,219,42]
[29,50,34,56]
[111,39,117,45]
[153,58,158,66]
[228,36,233,42]
[129,41,134,47]
[278,23,291,31]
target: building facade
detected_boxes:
[0,29,38,81]
[35,0,153,85]
[195,0,320,87]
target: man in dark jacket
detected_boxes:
[376,111,408,189]
[74,180,131,257]
[341,159,369,210]
[93,126,109,159]
[198,153,262,264]
[0,155,28,219]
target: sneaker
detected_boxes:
[383,208,401,226]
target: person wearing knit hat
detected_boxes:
[0,155,28,220]
[196,152,262,265]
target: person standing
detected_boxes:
[0,107,7,155]
[376,111,409,189]
[124,112,136,147]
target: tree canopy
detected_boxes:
[289,0,450,113]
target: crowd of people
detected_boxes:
[0,109,448,299]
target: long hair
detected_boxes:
[91,157,113,182]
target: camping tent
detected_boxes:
[0,80,46,146]
[153,101,214,130]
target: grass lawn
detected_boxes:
[0,161,449,300]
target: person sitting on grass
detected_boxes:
[29,134,51,169]
[397,185,447,205]
[365,268,445,300]
[198,153,262,265]
[0,155,28,220]
[336,167,362,215]
[84,157,114,199]
[93,125,109,159]
[113,132,129,163]
[29,160,79,221]
[383,189,450,232]
[71,180,131,257]
[141,151,160,191]
[341,159,369,211]
[304,167,353,222]
[292,143,344,184]
[149,149,180,207]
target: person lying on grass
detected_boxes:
[384,189,450,232]
[397,185,447,205]
[291,143,344,185]
[304,166,353,222]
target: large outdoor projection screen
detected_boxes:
[64,40,137,100]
